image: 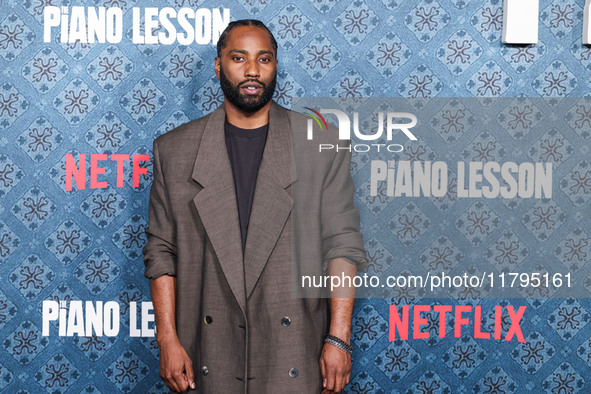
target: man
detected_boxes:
[143,19,367,393]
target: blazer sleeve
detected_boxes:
[142,139,177,279]
[320,146,368,273]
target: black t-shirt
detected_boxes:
[224,120,269,252]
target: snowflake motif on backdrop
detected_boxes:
[192,76,223,114]
[351,305,387,351]
[512,331,555,374]
[87,45,134,91]
[554,229,590,272]
[3,320,48,365]
[348,371,379,393]
[52,78,99,124]
[389,203,431,246]
[527,128,574,167]
[73,334,117,362]
[405,0,450,43]
[117,284,146,327]
[0,14,34,61]
[541,363,585,393]
[0,155,24,198]
[75,248,120,294]
[22,47,68,93]
[0,290,17,329]
[398,64,443,98]
[12,186,57,230]
[159,46,203,89]
[374,341,421,382]
[0,83,30,129]
[34,353,80,392]
[329,69,374,97]
[23,0,59,24]
[104,351,149,392]
[366,32,411,78]
[484,231,529,270]
[547,298,590,341]
[9,254,54,300]
[431,100,475,143]
[296,34,341,80]
[471,0,503,43]
[541,1,581,39]
[268,4,312,50]
[45,220,91,264]
[57,30,93,61]
[113,214,148,259]
[565,100,591,139]
[437,29,482,75]
[467,61,511,96]
[442,336,486,379]
[532,61,577,97]
[86,112,132,154]
[407,371,452,394]
[17,116,63,162]
[560,160,591,207]
[334,0,378,46]
[497,98,543,139]
[473,366,518,393]
[420,236,463,272]
[272,70,305,107]
[455,201,500,245]
[120,78,166,125]
[522,200,566,241]
[81,190,127,228]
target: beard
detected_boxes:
[219,64,277,114]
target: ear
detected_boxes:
[215,57,221,79]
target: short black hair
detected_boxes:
[216,19,278,58]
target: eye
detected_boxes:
[231,55,244,61]
[260,57,271,63]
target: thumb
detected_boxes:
[185,359,195,390]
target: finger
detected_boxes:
[185,360,195,390]
[173,371,189,393]
[165,376,181,393]
[334,373,344,393]
[325,367,336,392]
[319,358,327,388]
[160,372,178,393]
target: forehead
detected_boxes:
[223,25,275,55]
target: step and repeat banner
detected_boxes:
[1,0,591,392]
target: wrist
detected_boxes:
[328,328,351,343]
[324,333,353,354]
[156,331,180,347]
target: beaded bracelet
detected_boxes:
[324,334,353,354]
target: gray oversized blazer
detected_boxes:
[143,100,367,393]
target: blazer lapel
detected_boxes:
[243,102,296,298]
[191,104,246,314]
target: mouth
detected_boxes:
[240,82,263,95]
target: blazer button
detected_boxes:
[204,316,213,324]
[201,366,209,376]
[288,368,298,378]
[281,317,291,327]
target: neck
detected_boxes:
[224,100,271,129]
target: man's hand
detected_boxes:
[158,337,195,392]
[319,342,351,393]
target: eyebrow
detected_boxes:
[228,49,275,57]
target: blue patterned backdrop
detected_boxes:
[1,0,591,392]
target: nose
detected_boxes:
[244,58,260,78]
